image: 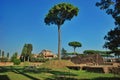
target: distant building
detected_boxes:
[39,49,57,59]
[32,54,39,58]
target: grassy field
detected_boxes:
[0,60,120,80]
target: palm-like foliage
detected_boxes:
[44,3,79,60]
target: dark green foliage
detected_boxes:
[104,27,120,50]
[68,41,82,54]
[44,3,79,60]
[21,44,33,61]
[103,27,120,57]
[0,50,1,57]
[44,3,79,26]
[2,51,4,58]
[83,50,98,54]
[0,50,9,62]
[61,48,67,58]
[83,50,113,57]
[96,0,120,26]
[13,59,21,65]
[11,52,18,62]
[24,66,38,72]
[68,41,82,48]
[96,0,120,57]
[7,52,9,58]
[83,50,108,54]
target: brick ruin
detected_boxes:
[71,54,104,65]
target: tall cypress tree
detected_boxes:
[0,50,1,58]
[21,44,33,61]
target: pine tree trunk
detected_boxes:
[58,25,61,60]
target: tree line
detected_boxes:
[1,1,120,63]
[0,50,9,62]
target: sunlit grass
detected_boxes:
[0,60,120,80]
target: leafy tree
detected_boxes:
[68,41,82,54]
[103,27,120,57]
[7,52,9,59]
[96,0,120,57]
[21,44,27,61]
[11,52,18,62]
[61,48,67,58]
[0,50,1,58]
[2,51,4,58]
[83,50,113,58]
[21,44,33,61]
[13,59,21,65]
[44,3,79,60]
[11,52,21,65]
[96,0,120,26]
[83,50,97,54]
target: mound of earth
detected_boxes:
[71,54,104,65]
[40,60,75,68]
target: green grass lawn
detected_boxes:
[0,66,120,80]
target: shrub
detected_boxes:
[13,59,21,65]
[24,66,38,72]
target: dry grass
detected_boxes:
[40,60,75,68]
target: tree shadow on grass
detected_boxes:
[0,66,40,80]
[45,77,120,80]
[45,76,78,80]
[0,75,10,80]
[12,68,40,80]
[24,67,77,76]
[23,67,77,79]
[0,66,12,73]
[92,77,120,80]
[37,68,77,80]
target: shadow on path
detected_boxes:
[0,75,10,80]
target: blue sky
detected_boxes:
[0,0,115,56]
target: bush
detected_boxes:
[13,59,21,65]
[24,66,38,72]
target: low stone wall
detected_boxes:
[67,65,120,74]
[82,66,103,73]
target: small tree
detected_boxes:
[0,50,1,58]
[83,50,97,55]
[11,52,21,65]
[11,52,18,62]
[68,41,82,54]
[13,59,21,65]
[44,3,79,60]
[2,51,4,58]
[7,52,9,59]
[61,48,67,58]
